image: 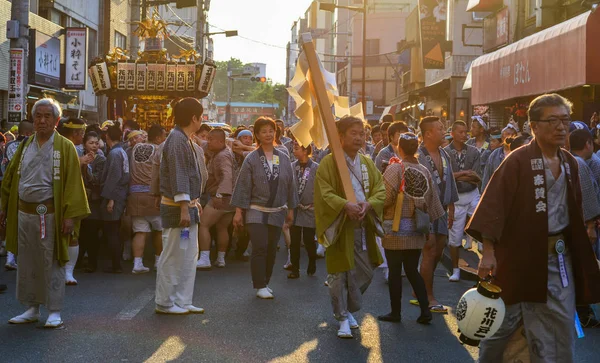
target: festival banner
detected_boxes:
[136,63,147,91]
[166,63,177,91]
[64,27,88,90]
[176,63,187,92]
[186,63,196,92]
[8,49,25,123]
[155,63,166,91]
[418,0,447,69]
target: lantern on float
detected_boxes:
[456,281,506,346]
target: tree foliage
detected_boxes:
[212,58,287,118]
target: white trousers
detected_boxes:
[155,224,199,308]
[448,188,480,248]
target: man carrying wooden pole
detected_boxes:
[293,33,385,339]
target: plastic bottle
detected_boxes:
[180,228,190,250]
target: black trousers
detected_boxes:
[247,224,281,289]
[289,226,316,274]
[385,249,429,316]
[79,218,103,270]
[103,220,122,270]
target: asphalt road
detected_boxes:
[0,249,599,363]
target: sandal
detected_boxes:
[429,304,448,314]
[287,272,300,279]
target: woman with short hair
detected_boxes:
[231,117,298,299]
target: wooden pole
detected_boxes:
[300,33,356,204]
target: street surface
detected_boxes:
[0,250,599,363]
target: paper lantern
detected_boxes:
[456,282,506,346]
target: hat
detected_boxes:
[569,121,592,135]
[127,130,144,141]
[237,130,253,139]
[101,120,114,130]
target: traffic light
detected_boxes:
[251,77,267,83]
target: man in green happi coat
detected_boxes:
[314,116,385,339]
[0,98,89,329]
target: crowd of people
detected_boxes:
[0,93,599,361]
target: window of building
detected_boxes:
[115,31,127,50]
[365,39,380,56]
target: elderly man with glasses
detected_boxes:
[466,93,600,362]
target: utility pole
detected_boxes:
[196,0,205,61]
[226,60,232,124]
[131,0,141,58]
[9,0,30,123]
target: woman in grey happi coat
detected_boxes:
[232,117,298,299]
[287,140,319,279]
[101,123,130,273]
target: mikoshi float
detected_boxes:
[87,11,217,130]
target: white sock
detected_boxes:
[155,255,160,265]
[47,311,61,322]
[217,251,226,262]
[452,268,460,276]
[199,251,210,263]
[24,305,40,317]
[134,257,143,268]
[65,246,79,277]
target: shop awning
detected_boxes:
[471,10,600,105]
[466,0,503,12]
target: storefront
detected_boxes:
[468,10,600,128]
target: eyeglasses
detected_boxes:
[533,118,571,128]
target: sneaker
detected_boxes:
[347,313,359,329]
[132,265,150,274]
[155,305,189,315]
[449,268,460,282]
[337,320,353,339]
[215,259,226,268]
[256,288,274,299]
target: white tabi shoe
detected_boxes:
[179,305,204,314]
[8,308,40,324]
[44,314,64,329]
[215,259,226,268]
[155,305,189,315]
[266,286,273,294]
[337,320,353,339]
[196,254,212,270]
[256,288,274,299]
[347,313,359,329]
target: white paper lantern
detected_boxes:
[456,282,506,346]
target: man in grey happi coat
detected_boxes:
[155,98,205,315]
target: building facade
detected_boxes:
[466,0,599,128]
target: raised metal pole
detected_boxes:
[361,0,367,114]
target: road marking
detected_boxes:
[116,288,155,320]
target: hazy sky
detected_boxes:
[208,0,314,85]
